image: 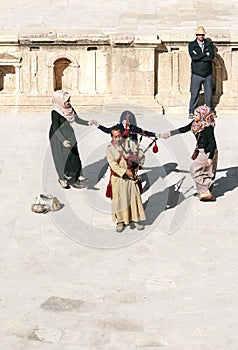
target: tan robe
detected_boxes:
[190,148,218,194]
[106,139,146,224]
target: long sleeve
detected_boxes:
[75,114,89,126]
[188,40,214,62]
[98,123,124,135]
[202,42,214,62]
[131,125,156,138]
[188,42,207,61]
[98,124,112,134]
[170,122,193,135]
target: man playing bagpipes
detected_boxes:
[106,125,158,233]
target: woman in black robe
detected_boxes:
[49,90,92,189]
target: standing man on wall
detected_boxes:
[188,26,215,119]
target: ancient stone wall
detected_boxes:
[0,32,237,114]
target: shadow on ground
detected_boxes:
[213,166,238,198]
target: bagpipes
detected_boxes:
[121,131,159,188]
[121,129,159,171]
[106,129,159,199]
[123,128,159,154]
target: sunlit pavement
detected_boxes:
[1,109,238,349]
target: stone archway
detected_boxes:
[48,54,80,93]
[53,57,71,91]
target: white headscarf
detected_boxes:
[52,90,76,123]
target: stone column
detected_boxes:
[87,50,97,94]
[31,52,39,93]
[47,64,54,94]
[15,64,21,93]
[70,64,79,93]
[171,51,180,94]
[231,51,238,93]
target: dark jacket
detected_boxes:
[170,122,217,159]
[188,38,214,77]
[98,123,156,142]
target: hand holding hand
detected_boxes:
[160,132,171,139]
[88,119,97,126]
[63,140,71,148]
[88,119,99,127]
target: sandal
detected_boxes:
[58,179,70,189]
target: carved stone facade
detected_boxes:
[0,32,237,114]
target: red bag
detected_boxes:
[106,182,112,199]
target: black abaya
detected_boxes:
[49,110,88,183]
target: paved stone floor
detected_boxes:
[1,0,237,38]
[1,106,238,349]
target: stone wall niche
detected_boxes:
[0,66,15,91]
[0,53,21,93]
[53,58,72,91]
[48,54,80,94]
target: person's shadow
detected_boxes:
[140,162,179,193]
[213,166,238,198]
[143,176,192,225]
[82,157,109,190]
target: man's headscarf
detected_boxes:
[52,90,76,123]
[191,105,215,134]
[119,110,137,126]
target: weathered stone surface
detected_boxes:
[28,327,62,343]
[0,1,238,113]
[40,296,84,313]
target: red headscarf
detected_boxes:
[191,105,215,134]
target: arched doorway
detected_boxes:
[53,58,72,91]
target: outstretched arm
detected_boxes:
[98,124,112,134]
[89,119,113,134]
[131,124,159,138]
[160,122,193,138]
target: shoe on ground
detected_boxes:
[58,179,71,189]
[116,222,124,233]
[135,222,144,230]
[198,191,214,201]
[188,113,194,119]
[78,176,88,182]
[70,181,83,189]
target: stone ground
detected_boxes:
[1,0,238,39]
[1,1,238,348]
[0,106,238,349]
